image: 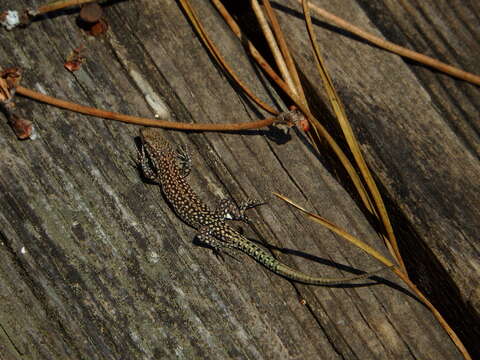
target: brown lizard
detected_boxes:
[137,128,390,285]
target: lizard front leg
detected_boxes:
[216,198,265,223]
[137,144,160,182]
[175,145,192,178]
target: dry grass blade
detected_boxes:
[294,0,480,86]
[274,190,471,360]
[252,0,296,97]
[210,0,381,218]
[262,0,306,107]
[179,0,278,115]
[300,2,471,358]
[302,0,471,359]
[301,0,404,272]
[273,192,394,267]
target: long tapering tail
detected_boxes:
[232,233,391,285]
[274,262,391,285]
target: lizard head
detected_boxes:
[139,128,173,155]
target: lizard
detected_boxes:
[137,127,391,285]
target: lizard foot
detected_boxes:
[175,144,192,178]
[136,144,159,182]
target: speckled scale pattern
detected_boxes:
[140,128,214,229]
[138,128,388,285]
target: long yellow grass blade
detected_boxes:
[273,192,394,266]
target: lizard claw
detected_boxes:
[241,198,266,210]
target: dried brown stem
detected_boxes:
[178,0,278,115]
[299,1,472,358]
[16,86,278,131]
[261,0,307,107]
[252,0,295,96]
[35,0,98,15]
[276,187,471,360]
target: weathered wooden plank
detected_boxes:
[276,0,480,356]
[0,0,476,358]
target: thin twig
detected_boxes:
[16,86,279,131]
[35,0,98,16]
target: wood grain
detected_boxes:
[0,0,477,358]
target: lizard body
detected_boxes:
[138,128,388,285]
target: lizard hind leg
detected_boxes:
[196,225,239,262]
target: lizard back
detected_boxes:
[140,128,217,229]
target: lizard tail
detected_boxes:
[232,234,391,285]
[274,262,392,285]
